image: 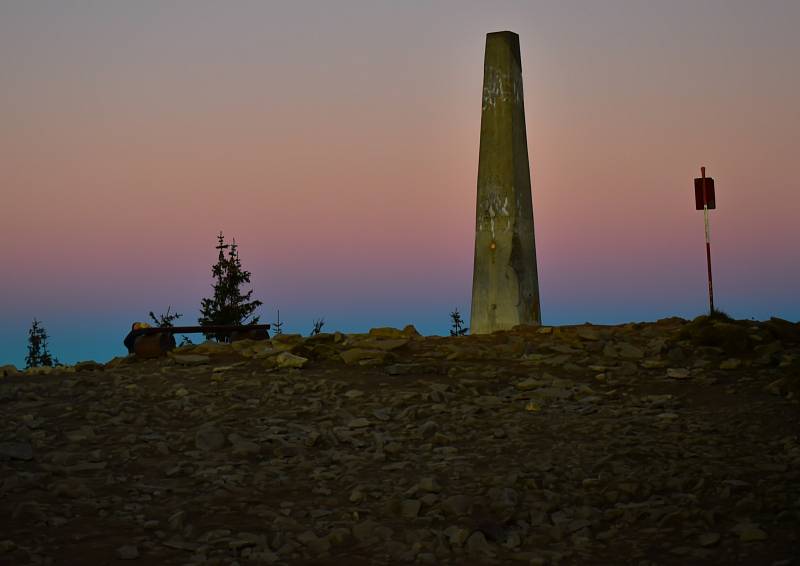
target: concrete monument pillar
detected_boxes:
[470,31,541,333]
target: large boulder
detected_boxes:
[270,334,305,353]
[0,364,20,377]
[369,326,422,340]
[275,352,308,369]
[25,366,55,375]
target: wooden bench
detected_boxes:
[128,324,271,358]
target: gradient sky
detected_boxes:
[1,0,798,367]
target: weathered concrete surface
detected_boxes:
[471,31,541,334]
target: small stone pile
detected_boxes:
[0,316,798,565]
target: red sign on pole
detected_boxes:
[695,166,716,314]
[694,176,716,210]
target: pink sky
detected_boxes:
[1,0,798,366]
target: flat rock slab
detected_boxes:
[275,352,308,368]
[0,441,33,460]
[0,364,20,377]
[195,426,226,451]
[172,354,212,366]
[385,363,433,376]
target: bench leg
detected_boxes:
[134,333,177,358]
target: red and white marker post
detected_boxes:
[694,166,717,314]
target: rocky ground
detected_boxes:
[1,315,798,566]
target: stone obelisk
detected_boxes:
[470,31,541,334]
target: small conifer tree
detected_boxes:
[149,305,181,327]
[149,306,192,345]
[25,318,60,368]
[449,308,468,336]
[272,309,284,335]
[198,231,263,342]
[311,318,325,336]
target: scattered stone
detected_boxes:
[372,407,392,421]
[356,338,409,351]
[385,363,430,376]
[418,477,441,493]
[0,317,795,564]
[195,426,226,451]
[466,530,495,557]
[275,352,308,369]
[25,365,55,375]
[191,341,231,354]
[167,511,186,531]
[50,478,93,498]
[576,328,601,341]
[116,545,139,560]
[444,526,471,547]
[732,523,768,542]
[401,499,422,518]
[418,420,439,438]
[441,495,473,518]
[0,540,17,554]
[720,358,742,370]
[212,363,245,373]
[666,347,687,364]
[172,354,211,366]
[534,387,573,400]
[325,527,352,547]
[0,442,33,461]
[402,325,422,338]
[602,343,619,358]
[340,349,386,365]
[228,433,260,455]
[515,377,544,390]
[697,532,721,547]
[617,343,645,359]
[65,426,96,442]
[667,368,691,379]
[352,520,379,543]
[269,334,305,353]
[369,327,407,339]
[161,539,200,552]
[764,378,788,396]
[0,364,20,377]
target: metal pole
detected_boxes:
[701,166,714,314]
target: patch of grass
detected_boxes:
[708,308,733,321]
[678,312,752,356]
